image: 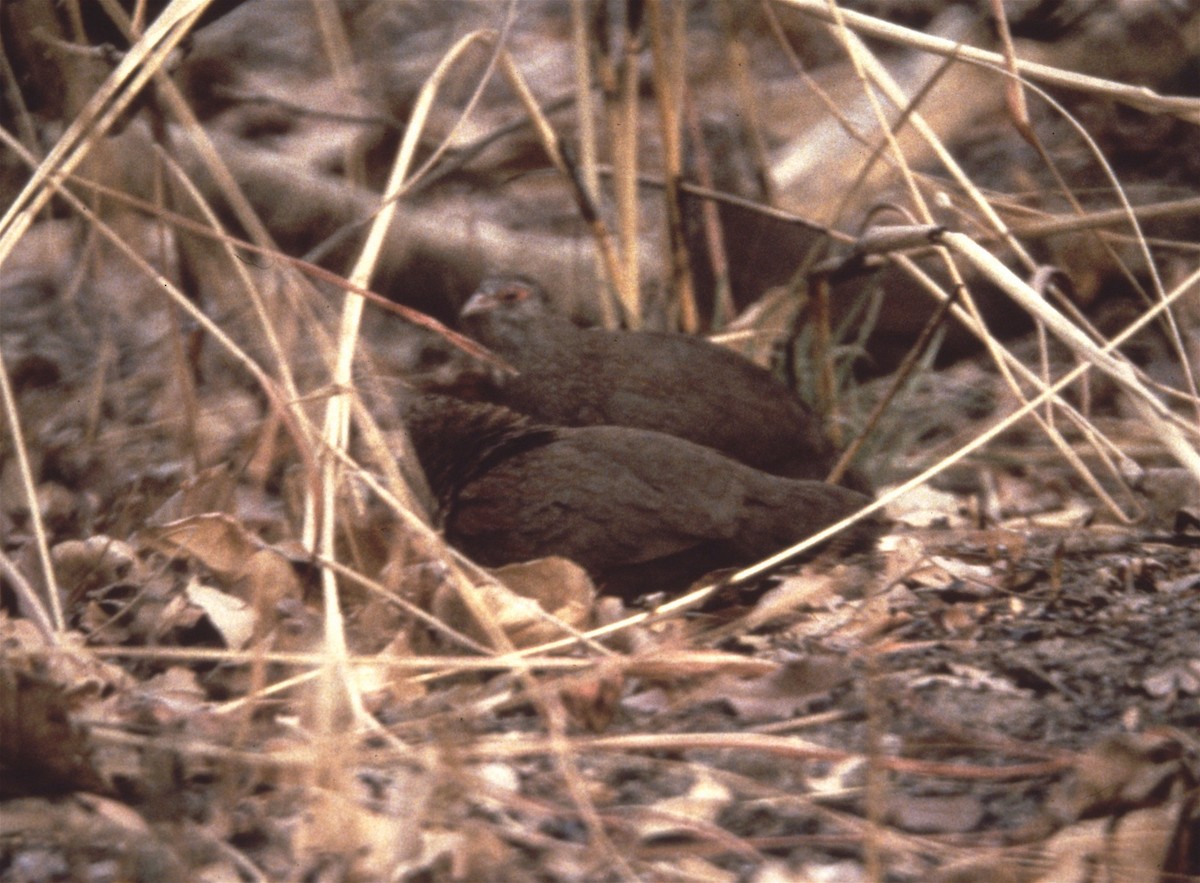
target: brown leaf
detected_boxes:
[560,660,625,733]
[140,513,264,580]
[430,556,594,648]
[720,656,852,722]
[888,793,985,834]
[1049,732,1197,830]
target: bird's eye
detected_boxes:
[416,344,451,368]
[499,287,525,303]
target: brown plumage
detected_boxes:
[458,276,866,489]
[403,395,880,596]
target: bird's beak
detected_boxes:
[459,291,495,319]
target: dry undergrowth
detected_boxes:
[1,1,1199,880]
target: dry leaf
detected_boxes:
[293,787,423,880]
[701,657,851,722]
[637,771,732,842]
[141,513,265,579]
[888,793,985,834]
[559,660,625,732]
[184,580,257,650]
[431,556,594,648]
[51,536,140,601]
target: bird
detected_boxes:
[457,275,867,490]
[402,394,881,597]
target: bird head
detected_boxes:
[460,275,548,319]
[458,275,569,353]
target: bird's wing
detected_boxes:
[584,333,832,461]
[450,426,751,569]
